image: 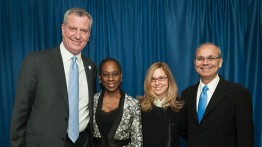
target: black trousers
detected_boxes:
[65,126,91,147]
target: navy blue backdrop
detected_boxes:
[1,0,261,147]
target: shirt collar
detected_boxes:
[153,97,170,108]
[60,42,82,62]
[199,74,220,93]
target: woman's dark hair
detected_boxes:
[99,57,122,75]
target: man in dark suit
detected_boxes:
[182,42,254,147]
[10,8,96,147]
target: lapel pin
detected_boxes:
[89,66,91,70]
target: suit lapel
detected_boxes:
[82,56,95,115]
[47,47,69,111]
[188,84,199,124]
[107,90,125,139]
[203,78,226,117]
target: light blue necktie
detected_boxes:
[198,85,208,123]
[68,56,79,143]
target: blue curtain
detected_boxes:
[1,0,261,147]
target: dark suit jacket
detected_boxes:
[181,76,254,147]
[10,47,96,147]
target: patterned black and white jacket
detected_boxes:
[93,91,143,147]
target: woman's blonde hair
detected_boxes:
[139,62,184,112]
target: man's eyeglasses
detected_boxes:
[195,56,221,62]
[151,76,167,83]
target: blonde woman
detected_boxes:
[139,62,186,147]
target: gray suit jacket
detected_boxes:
[181,76,254,147]
[10,47,96,147]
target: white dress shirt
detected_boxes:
[60,43,89,132]
[196,74,220,112]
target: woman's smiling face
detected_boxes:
[150,68,168,100]
[99,61,122,93]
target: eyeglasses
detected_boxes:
[195,56,221,62]
[151,76,167,83]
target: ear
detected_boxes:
[219,58,223,68]
[61,24,65,36]
[99,76,101,83]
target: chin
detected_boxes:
[155,92,164,96]
[106,88,118,92]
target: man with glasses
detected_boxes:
[182,42,254,147]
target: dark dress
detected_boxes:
[142,104,186,147]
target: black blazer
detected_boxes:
[10,47,96,147]
[181,76,254,147]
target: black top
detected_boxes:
[142,104,187,147]
[99,108,119,137]
[94,90,131,147]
